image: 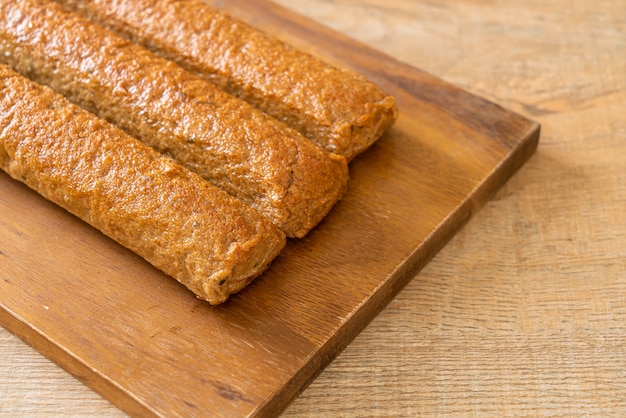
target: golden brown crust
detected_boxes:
[0,64,286,305]
[55,0,399,160]
[0,0,349,238]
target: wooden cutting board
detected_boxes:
[0,1,540,416]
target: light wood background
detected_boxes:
[1,0,625,416]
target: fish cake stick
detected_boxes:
[0,0,348,238]
[54,0,399,160]
[0,64,286,305]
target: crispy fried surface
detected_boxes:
[56,0,399,160]
[0,64,286,304]
[0,0,349,237]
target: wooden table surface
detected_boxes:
[1,0,624,416]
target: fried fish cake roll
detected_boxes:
[54,0,399,160]
[0,0,348,238]
[0,64,286,305]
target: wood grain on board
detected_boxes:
[0,0,539,416]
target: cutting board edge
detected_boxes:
[0,300,157,417]
[0,119,541,418]
[253,122,541,417]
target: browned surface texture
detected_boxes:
[0,64,285,305]
[0,0,348,238]
[13,0,626,417]
[56,0,398,160]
